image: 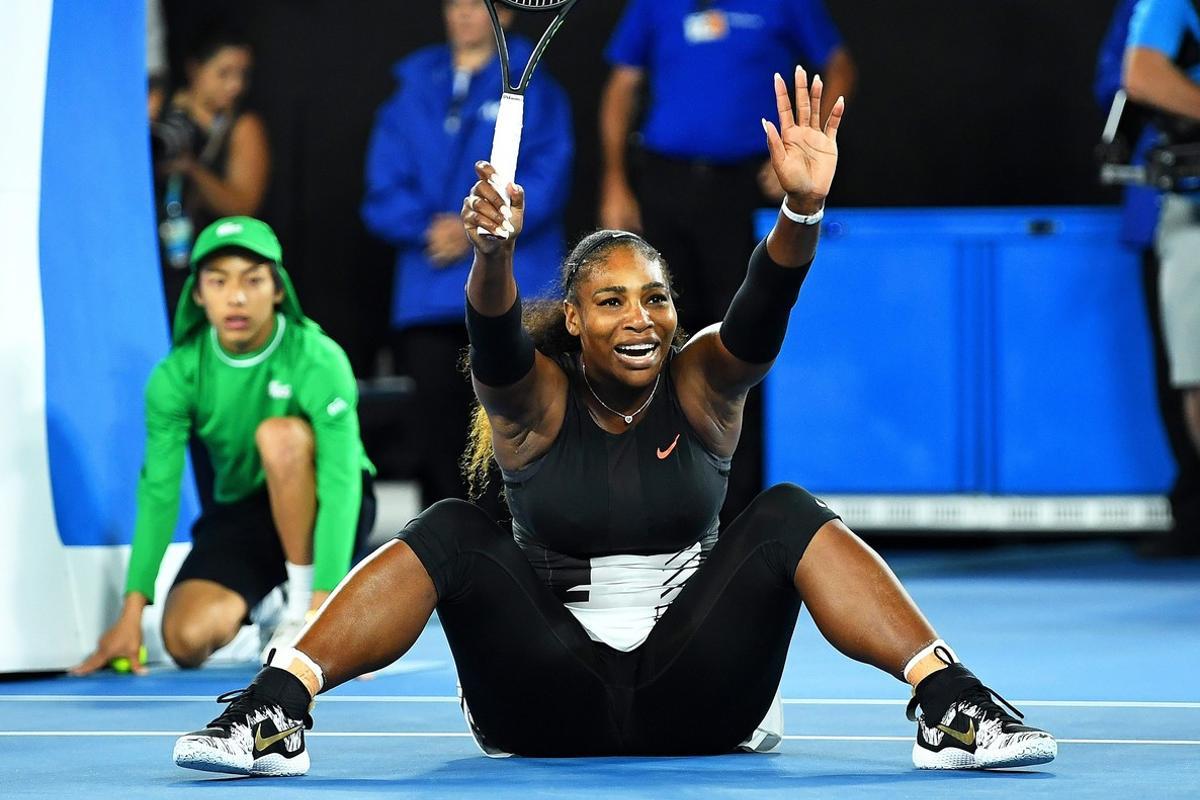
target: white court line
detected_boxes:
[2,695,1198,709]
[0,695,462,703]
[788,699,1200,709]
[0,731,466,738]
[783,736,1200,746]
[0,731,1197,745]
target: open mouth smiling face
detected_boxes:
[567,245,677,387]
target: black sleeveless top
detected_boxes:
[502,351,731,562]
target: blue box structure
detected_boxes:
[757,207,1174,496]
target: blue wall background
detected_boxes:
[761,207,1174,495]
[40,0,198,546]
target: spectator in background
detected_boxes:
[362,0,573,512]
[146,0,168,120]
[1123,0,1200,557]
[598,0,855,524]
[153,27,270,319]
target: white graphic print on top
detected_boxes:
[562,538,708,652]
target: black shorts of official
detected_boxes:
[172,471,377,613]
[395,482,838,757]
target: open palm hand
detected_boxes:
[761,67,844,210]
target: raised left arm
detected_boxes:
[677,66,844,416]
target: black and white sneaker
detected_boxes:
[907,669,1056,770]
[173,667,314,776]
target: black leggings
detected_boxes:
[396,483,838,757]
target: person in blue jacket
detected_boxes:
[362,0,573,510]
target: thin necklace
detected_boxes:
[580,357,660,425]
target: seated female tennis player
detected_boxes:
[174,68,1057,776]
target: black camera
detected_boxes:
[1097,90,1200,192]
[150,107,199,163]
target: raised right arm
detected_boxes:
[462,162,567,470]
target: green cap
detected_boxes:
[172,216,309,347]
[189,216,283,270]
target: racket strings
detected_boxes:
[497,0,573,9]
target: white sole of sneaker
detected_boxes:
[173,738,310,777]
[173,738,252,775]
[976,736,1058,769]
[251,751,311,777]
[912,743,978,769]
[912,736,1057,770]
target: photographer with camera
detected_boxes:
[153,27,270,318]
[1123,0,1200,557]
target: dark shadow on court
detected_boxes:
[226,753,1054,794]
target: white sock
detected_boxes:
[903,638,959,683]
[284,561,314,620]
[268,646,325,694]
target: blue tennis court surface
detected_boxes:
[3,543,1198,798]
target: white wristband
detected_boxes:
[780,198,825,225]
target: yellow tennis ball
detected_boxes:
[110,645,148,673]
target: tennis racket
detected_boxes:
[479,0,579,234]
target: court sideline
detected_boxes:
[2,542,1197,798]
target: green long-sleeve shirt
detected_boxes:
[126,314,375,602]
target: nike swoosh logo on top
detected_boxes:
[254,723,303,753]
[656,433,681,460]
[936,719,976,746]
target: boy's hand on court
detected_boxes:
[70,614,148,676]
[463,161,524,256]
[760,66,844,213]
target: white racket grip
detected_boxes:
[476,92,524,237]
[489,92,524,200]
